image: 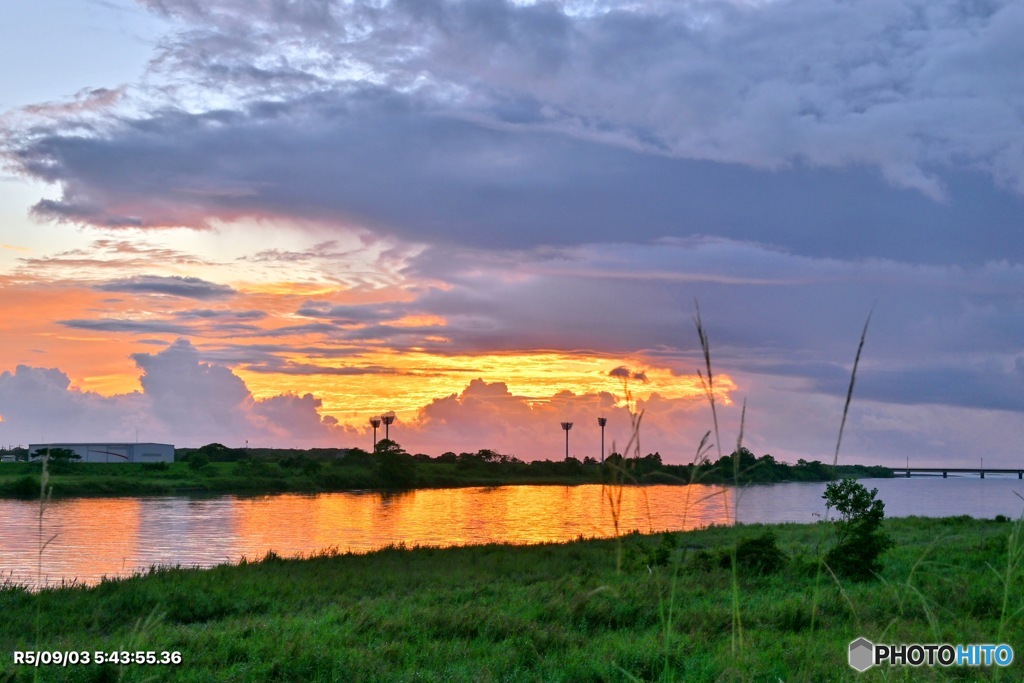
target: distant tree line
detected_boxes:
[173,442,891,489]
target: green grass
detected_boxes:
[1,516,1020,681]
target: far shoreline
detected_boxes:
[0,455,895,500]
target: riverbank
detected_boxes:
[0,457,893,499]
[1,516,1020,681]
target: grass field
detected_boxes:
[1,515,1021,681]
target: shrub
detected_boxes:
[234,460,279,477]
[188,452,210,470]
[4,475,40,497]
[626,532,679,570]
[822,478,893,580]
[278,455,303,469]
[720,530,787,575]
[689,549,719,572]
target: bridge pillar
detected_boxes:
[943,471,947,478]
[981,470,985,479]
[1019,471,1022,480]
[905,469,910,478]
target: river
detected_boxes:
[1,477,1022,589]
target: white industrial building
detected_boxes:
[28,443,175,463]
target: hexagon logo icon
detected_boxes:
[849,637,875,672]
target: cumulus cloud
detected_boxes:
[0,339,341,447]
[252,392,339,441]
[132,338,256,434]
[409,378,658,459]
[0,365,144,441]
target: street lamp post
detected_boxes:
[561,422,573,460]
[369,416,382,451]
[381,414,396,442]
[597,417,607,464]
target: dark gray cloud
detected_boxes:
[123,0,1023,201]
[850,364,1024,413]
[260,321,346,337]
[244,240,363,263]
[174,308,267,320]
[4,0,1023,264]
[97,275,236,299]
[59,318,196,335]
[295,300,401,325]
[60,306,265,337]
[59,316,263,337]
[8,93,1023,263]
[338,323,450,344]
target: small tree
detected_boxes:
[31,447,80,463]
[31,447,81,473]
[375,439,415,488]
[822,478,893,580]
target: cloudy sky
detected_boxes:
[1,0,1021,466]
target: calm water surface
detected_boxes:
[1,477,1022,589]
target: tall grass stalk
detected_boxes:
[831,310,872,472]
[693,302,746,669]
[35,452,55,683]
[604,379,645,574]
[693,303,731,524]
[810,311,872,635]
[604,461,626,575]
[993,494,1024,681]
[729,400,746,666]
[690,304,879,677]
[36,453,54,591]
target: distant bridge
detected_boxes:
[895,467,1024,479]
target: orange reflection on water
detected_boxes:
[0,498,142,587]
[0,485,737,589]
[229,484,736,554]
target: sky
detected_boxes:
[0,0,1022,466]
